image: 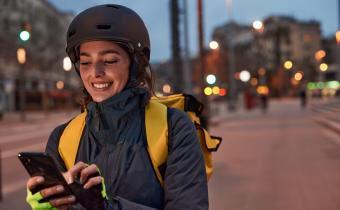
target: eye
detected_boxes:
[104,59,118,64]
[80,61,91,66]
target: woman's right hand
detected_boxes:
[26,176,76,210]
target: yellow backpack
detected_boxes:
[58,94,222,186]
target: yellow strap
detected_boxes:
[58,111,87,170]
[145,100,168,187]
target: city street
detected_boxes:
[0,98,339,209]
[209,98,340,210]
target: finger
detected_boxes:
[80,164,98,184]
[65,161,88,183]
[83,176,102,189]
[49,195,76,208]
[27,176,44,191]
[40,185,64,199]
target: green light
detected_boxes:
[307,82,316,90]
[19,30,30,41]
[326,81,339,89]
[316,82,324,89]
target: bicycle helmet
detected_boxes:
[66,4,150,63]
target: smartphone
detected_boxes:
[18,152,73,203]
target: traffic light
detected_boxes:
[18,22,31,42]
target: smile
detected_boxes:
[92,82,113,90]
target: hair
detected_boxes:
[78,45,155,110]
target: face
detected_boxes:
[79,41,130,102]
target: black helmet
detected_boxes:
[66,4,150,63]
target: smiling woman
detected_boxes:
[79,41,130,103]
[24,3,208,210]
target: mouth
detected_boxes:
[91,82,113,90]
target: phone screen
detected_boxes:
[18,152,72,202]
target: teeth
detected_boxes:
[93,83,111,89]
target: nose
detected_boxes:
[94,62,105,78]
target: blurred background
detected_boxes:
[0,0,339,209]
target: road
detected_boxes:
[0,98,339,209]
[209,98,340,210]
[0,112,76,210]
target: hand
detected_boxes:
[63,161,103,189]
[26,176,76,209]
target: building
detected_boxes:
[0,0,78,112]
[209,15,322,97]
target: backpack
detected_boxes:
[58,94,222,186]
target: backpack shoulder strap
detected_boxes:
[145,100,168,187]
[58,111,87,170]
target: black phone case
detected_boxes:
[18,152,106,208]
[18,152,72,202]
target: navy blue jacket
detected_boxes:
[45,88,208,210]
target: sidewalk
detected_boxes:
[0,110,79,126]
[210,98,340,136]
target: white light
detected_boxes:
[63,57,72,71]
[206,74,216,85]
[162,84,171,94]
[252,20,263,30]
[240,70,251,82]
[19,31,30,41]
[209,41,219,50]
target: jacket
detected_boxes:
[45,87,208,210]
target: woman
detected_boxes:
[25,4,208,210]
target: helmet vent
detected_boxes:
[106,5,119,9]
[96,24,111,30]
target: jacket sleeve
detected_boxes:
[164,108,209,210]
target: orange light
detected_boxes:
[56,81,64,90]
[283,60,293,70]
[258,67,266,76]
[219,88,226,96]
[294,71,303,81]
[17,48,26,64]
[250,78,258,86]
[314,50,326,61]
[256,85,269,95]
[291,78,299,86]
[336,31,340,44]
[212,86,220,95]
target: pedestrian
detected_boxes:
[259,93,268,113]
[298,82,308,109]
[25,4,208,210]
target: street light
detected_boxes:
[17,48,26,64]
[283,60,293,70]
[314,50,326,61]
[294,71,304,81]
[209,41,219,50]
[239,70,251,82]
[252,20,264,32]
[336,31,340,45]
[319,63,328,72]
[63,57,72,71]
[206,74,217,85]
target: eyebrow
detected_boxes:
[79,49,121,57]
